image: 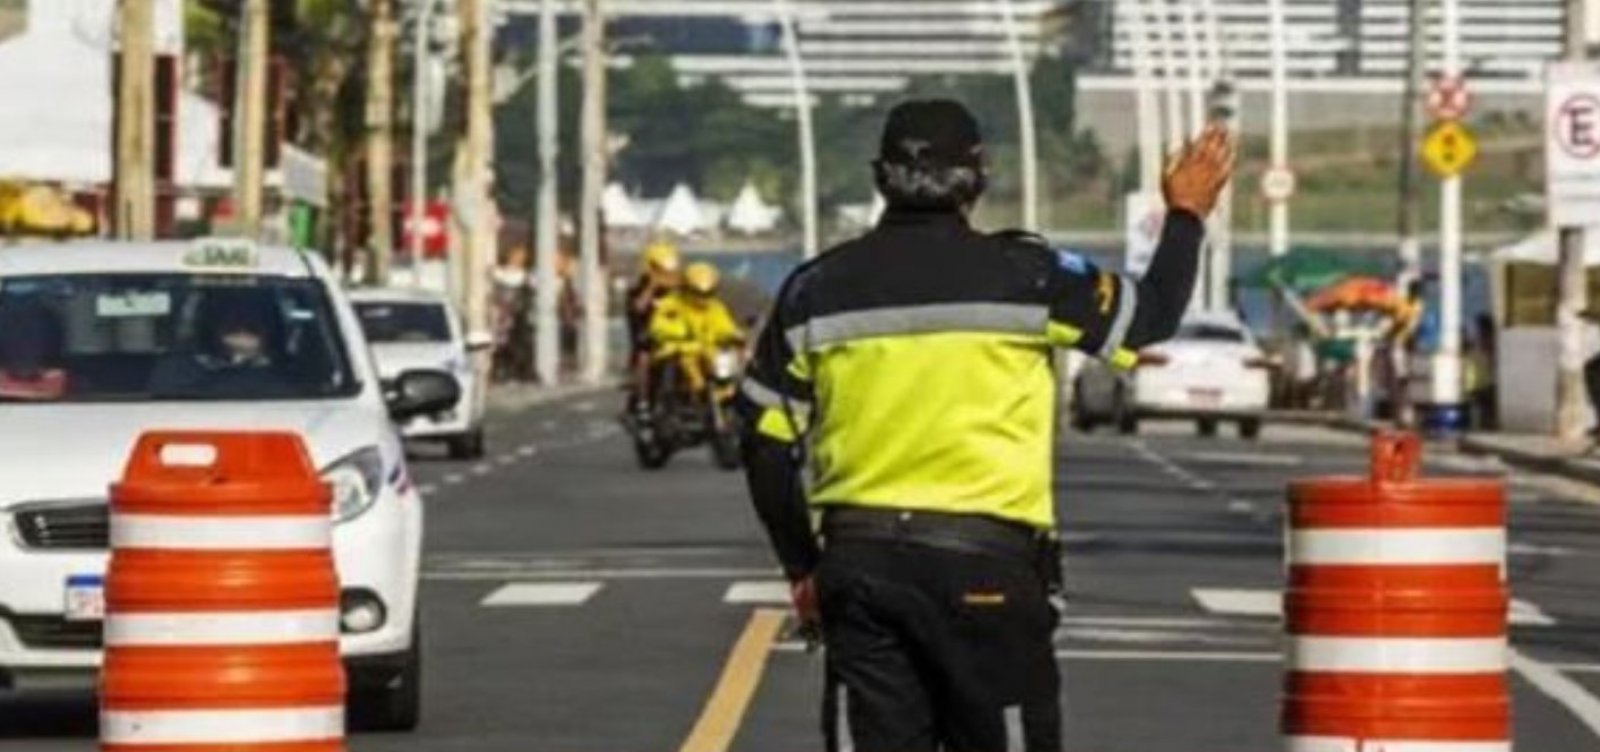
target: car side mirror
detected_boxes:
[464,330,495,353]
[387,369,462,422]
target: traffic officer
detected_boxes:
[736,99,1234,752]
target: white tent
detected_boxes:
[0,0,253,190]
[601,182,647,228]
[655,183,709,236]
[1491,228,1600,267]
[725,182,781,235]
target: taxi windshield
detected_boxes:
[0,273,359,403]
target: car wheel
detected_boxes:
[352,618,422,733]
[1071,410,1098,433]
[1239,419,1262,441]
[1116,410,1140,436]
[447,428,486,461]
[1198,419,1218,438]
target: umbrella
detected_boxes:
[1236,247,1391,294]
[1306,276,1404,314]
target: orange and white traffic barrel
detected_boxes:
[101,432,345,752]
[1283,431,1508,752]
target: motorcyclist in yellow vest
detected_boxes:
[627,241,683,412]
[648,262,744,396]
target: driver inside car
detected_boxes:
[647,262,744,397]
[150,292,292,397]
[0,302,70,401]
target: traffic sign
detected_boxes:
[1422,121,1478,179]
[1427,75,1473,121]
[1547,62,1600,227]
[1260,167,1297,203]
[401,201,451,259]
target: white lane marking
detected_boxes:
[443,473,466,485]
[1288,738,1509,752]
[480,582,603,607]
[1192,588,1281,617]
[1548,662,1600,675]
[571,400,598,413]
[106,610,338,647]
[100,707,343,744]
[772,642,1282,663]
[1511,648,1600,740]
[496,454,518,466]
[1192,587,1559,627]
[427,566,779,582]
[1291,635,1506,673]
[517,444,538,457]
[1510,542,1576,558]
[724,581,792,604]
[1290,528,1504,566]
[1226,499,1258,515]
[471,463,494,476]
[1128,440,1217,492]
[541,420,559,430]
[1063,626,1269,647]
[1184,451,1304,467]
[417,484,439,496]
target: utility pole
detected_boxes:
[535,0,562,384]
[1201,0,1235,312]
[1267,0,1290,258]
[1432,0,1465,424]
[1557,0,1590,441]
[998,0,1038,230]
[411,0,437,287]
[1128,0,1161,194]
[1153,0,1185,151]
[1397,0,1426,287]
[233,0,270,239]
[578,0,609,384]
[113,0,156,241]
[1178,0,1206,138]
[366,0,397,286]
[776,0,819,257]
[458,0,496,350]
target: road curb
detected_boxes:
[1458,435,1600,487]
[486,380,621,414]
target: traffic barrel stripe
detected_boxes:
[1286,738,1509,752]
[1290,484,1503,529]
[1288,636,1506,674]
[105,610,341,647]
[100,706,343,746]
[102,432,344,752]
[1288,528,1503,565]
[112,514,332,550]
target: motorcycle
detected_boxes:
[627,342,745,471]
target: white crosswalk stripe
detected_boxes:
[481,582,603,607]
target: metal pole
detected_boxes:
[579,0,610,384]
[114,0,156,241]
[1433,0,1464,415]
[1267,0,1289,258]
[535,0,562,384]
[366,0,397,286]
[1128,0,1162,194]
[459,0,495,349]
[998,0,1038,230]
[1557,0,1590,440]
[233,0,269,239]
[1153,0,1185,151]
[776,0,819,257]
[410,0,435,287]
[1178,0,1205,138]
[1201,0,1234,312]
[1397,0,1426,287]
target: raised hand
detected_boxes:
[1162,124,1237,218]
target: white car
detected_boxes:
[1073,311,1272,439]
[0,239,457,731]
[350,288,489,459]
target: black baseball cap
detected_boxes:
[877,99,984,169]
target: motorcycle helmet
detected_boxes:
[684,262,720,296]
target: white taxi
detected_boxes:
[350,287,490,459]
[0,239,456,731]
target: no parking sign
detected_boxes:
[1546,62,1600,227]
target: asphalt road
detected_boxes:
[5,391,1600,751]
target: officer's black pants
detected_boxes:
[816,540,1061,752]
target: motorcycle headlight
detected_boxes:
[712,350,740,379]
[323,447,385,523]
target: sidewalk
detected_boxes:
[1458,432,1600,486]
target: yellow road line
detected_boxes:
[678,608,788,752]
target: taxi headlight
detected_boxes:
[323,447,385,523]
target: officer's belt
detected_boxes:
[820,507,1045,562]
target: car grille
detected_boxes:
[11,501,109,550]
[5,614,103,649]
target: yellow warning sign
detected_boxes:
[1422,121,1479,178]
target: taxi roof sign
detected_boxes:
[183,238,261,271]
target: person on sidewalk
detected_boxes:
[736,99,1234,752]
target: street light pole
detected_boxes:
[998,0,1038,230]
[1267,0,1290,258]
[776,0,819,258]
[1153,0,1185,151]
[535,0,562,384]
[366,0,398,286]
[578,0,610,384]
[114,0,156,241]
[1128,0,1162,195]
[233,0,270,239]
[1178,0,1206,138]
[1556,0,1589,440]
[410,0,436,288]
[1433,0,1465,419]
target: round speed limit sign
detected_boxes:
[1261,166,1297,203]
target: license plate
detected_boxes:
[1188,388,1223,407]
[64,575,105,622]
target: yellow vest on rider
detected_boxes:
[648,292,743,358]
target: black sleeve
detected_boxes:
[1041,209,1205,360]
[735,277,820,581]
